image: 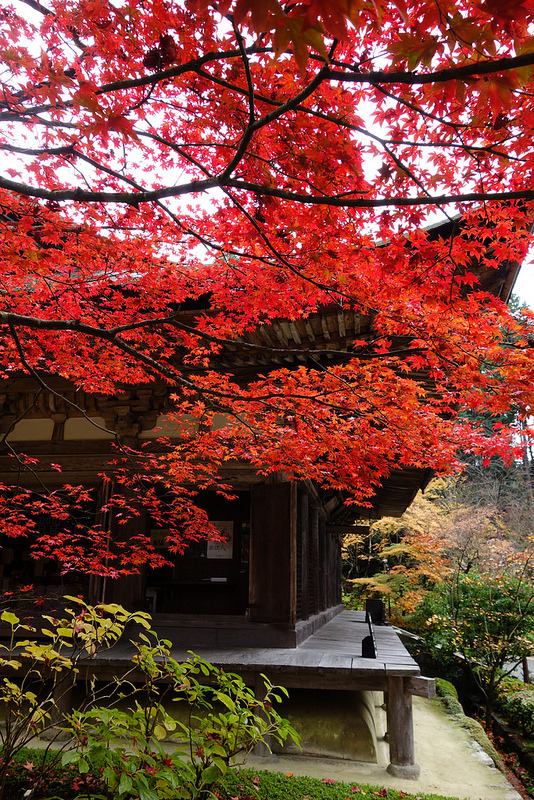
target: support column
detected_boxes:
[41,671,75,740]
[386,676,420,779]
[249,482,296,624]
[252,674,277,761]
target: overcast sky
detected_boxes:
[513,256,534,308]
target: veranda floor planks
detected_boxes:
[86,610,420,684]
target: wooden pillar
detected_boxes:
[298,488,310,620]
[41,671,75,740]
[318,516,326,611]
[386,676,420,779]
[252,674,277,760]
[310,507,320,615]
[249,482,297,623]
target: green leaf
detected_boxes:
[216,693,236,711]
[200,764,222,784]
[0,611,19,626]
[0,659,21,670]
[118,773,134,795]
[153,724,167,740]
[77,758,90,774]
[211,757,227,775]
[61,750,80,766]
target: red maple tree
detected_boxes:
[0,0,533,575]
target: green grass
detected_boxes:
[3,749,475,800]
[222,768,470,800]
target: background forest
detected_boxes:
[342,381,534,724]
[343,459,534,621]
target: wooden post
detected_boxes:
[298,487,310,620]
[252,674,278,760]
[249,482,297,624]
[41,671,75,741]
[386,676,420,779]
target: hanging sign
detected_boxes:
[206,521,234,559]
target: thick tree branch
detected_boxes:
[329,51,534,85]
[1,172,532,208]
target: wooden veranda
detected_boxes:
[79,610,434,779]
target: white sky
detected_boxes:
[513,256,534,309]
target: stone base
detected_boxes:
[253,739,278,759]
[273,689,379,762]
[387,762,421,780]
[252,750,279,763]
[40,727,71,742]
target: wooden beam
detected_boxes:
[405,675,436,698]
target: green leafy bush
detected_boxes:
[0,600,150,800]
[0,603,299,800]
[65,636,300,800]
[414,572,534,724]
[495,678,534,738]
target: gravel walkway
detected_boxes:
[242,695,522,800]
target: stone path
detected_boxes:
[242,695,522,800]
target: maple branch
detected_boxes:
[0,311,247,401]
[216,22,256,183]
[2,171,532,208]
[220,183,534,208]
[191,67,518,162]
[0,309,425,364]
[19,0,53,13]
[329,52,534,85]
[6,321,119,440]
[0,45,269,120]
[96,47,270,95]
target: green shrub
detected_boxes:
[66,640,300,800]
[0,604,300,800]
[0,600,150,800]
[495,679,534,738]
[413,572,534,726]
[435,678,458,700]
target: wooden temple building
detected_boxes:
[0,234,521,778]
